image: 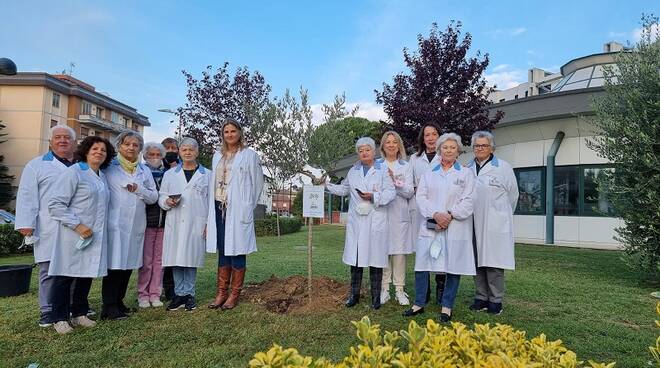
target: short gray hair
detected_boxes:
[471,131,495,150]
[179,137,199,151]
[116,131,144,151]
[355,137,376,152]
[436,132,465,153]
[48,125,76,140]
[142,142,165,160]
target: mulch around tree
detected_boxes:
[243,275,349,314]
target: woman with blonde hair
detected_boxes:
[377,131,414,305]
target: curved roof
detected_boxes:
[553,52,620,93]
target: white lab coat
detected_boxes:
[468,156,519,270]
[105,160,158,270]
[14,152,69,263]
[415,161,476,275]
[47,162,110,278]
[326,161,396,268]
[205,148,264,256]
[408,152,441,248]
[159,164,211,268]
[376,158,414,255]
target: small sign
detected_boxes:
[302,185,325,218]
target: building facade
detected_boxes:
[0,72,150,193]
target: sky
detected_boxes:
[1,0,656,142]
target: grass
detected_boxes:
[0,224,657,367]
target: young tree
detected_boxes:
[177,63,272,155]
[375,21,503,147]
[0,121,15,208]
[588,14,660,281]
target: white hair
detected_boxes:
[471,131,496,150]
[116,131,144,151]
[48,125,76,140]
[436,132,465,153]
[179,137,199,151]
[142,142,165,160]
[355,137,376,152]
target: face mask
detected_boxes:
[164,152,179,164]
[20,235,38,250]
[147,158,163,168]
[75,235,94,250]
[429,232,446,259]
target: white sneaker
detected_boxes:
[70,315,96,328]
[150,299,163,307]
[395,290,410,306]
[53,321,73,334]
[138,300,151,308]
[380,290,391,305]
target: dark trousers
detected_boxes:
[162,267,174,300]
[349,266,383,300]
[50,276,92,322]
[216,201,247,269]
[102,269,133,308]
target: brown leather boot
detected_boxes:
[208,266,231,309]
[221,268,246,310]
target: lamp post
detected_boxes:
[0,58,17,76]
[158,108,181,141]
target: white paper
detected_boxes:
[302,185,325,218]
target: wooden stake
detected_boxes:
[307,218,313,304]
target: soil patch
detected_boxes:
[244,275,349,314]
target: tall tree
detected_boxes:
[177,63,272,155]
[375,21,503,148]
[588,14,660,281]
[0,121,15,208]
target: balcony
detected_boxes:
[78,114,136,133]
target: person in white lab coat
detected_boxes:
[47,136,115,334]
[467,131,518,315]
[15,125,77,328]
[377,131,414,306]
[101,131,158,320]
[408,124,446,305]
[207,119,264,310]
[403,132,475,323]
[326,137,396,310]
[159,137,211,311]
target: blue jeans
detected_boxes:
[414,272,461,309]
[172,266,197,297]
[215,201,246,269]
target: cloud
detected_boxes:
[633,22,659,42]
[484,65,526,90]
[488,27,527,38]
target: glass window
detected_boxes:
[561,80,590,91]
[52,93,60,108]
[582,166,616,216]
[111,111,119,123]
[554,166,579,215]
[50,119,58,128]
[96,107,104,119]
[81,101,92,115]
[515,168,545,215]
[569,67,594,83]
[80,127,89,139]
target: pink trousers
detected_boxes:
[137,227,164,302]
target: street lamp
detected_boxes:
[158,108,182,141]
[0,58,17,75]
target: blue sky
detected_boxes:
[1,0,656,141]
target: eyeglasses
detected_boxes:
[473,144,491,149]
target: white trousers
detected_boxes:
[382,254,407,291]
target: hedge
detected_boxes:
[0,224,30,256]
[255,217,302,237]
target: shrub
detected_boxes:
[0,224,29,256]
[249,316,615,367]
[651,302,660,365]
[254,217,302,237]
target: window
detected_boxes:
[515,167,545,215]
[581,166,616,216]
[111,111,119,123]
[553,166,579,215]
[123,117,130,127]
[524,91,529,97]
[80,127,89,139]
[52,93,60,108]
[96,107,104,119]
[132,123,139,131]
[50,119,58,128]
[81,101,92,115]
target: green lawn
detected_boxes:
[0,225,657,367]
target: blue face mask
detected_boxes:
[75,235,94,250]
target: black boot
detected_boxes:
[370,267,383,310]
[436,273,446,305]
[345,266,363,307]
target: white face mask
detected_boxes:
[20,235,38,250]
[430,232,446,259]
[146,158,163,168]
[75,235,94,250]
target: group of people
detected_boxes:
[327,125,518,323]
[15,117,517,334]
[15,119,263,334]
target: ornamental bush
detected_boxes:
[249,316,614,367]
[254,217,302,237]
[0,224,29,256]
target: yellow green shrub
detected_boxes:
[651,302,660,366]
[249,316,615,368]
